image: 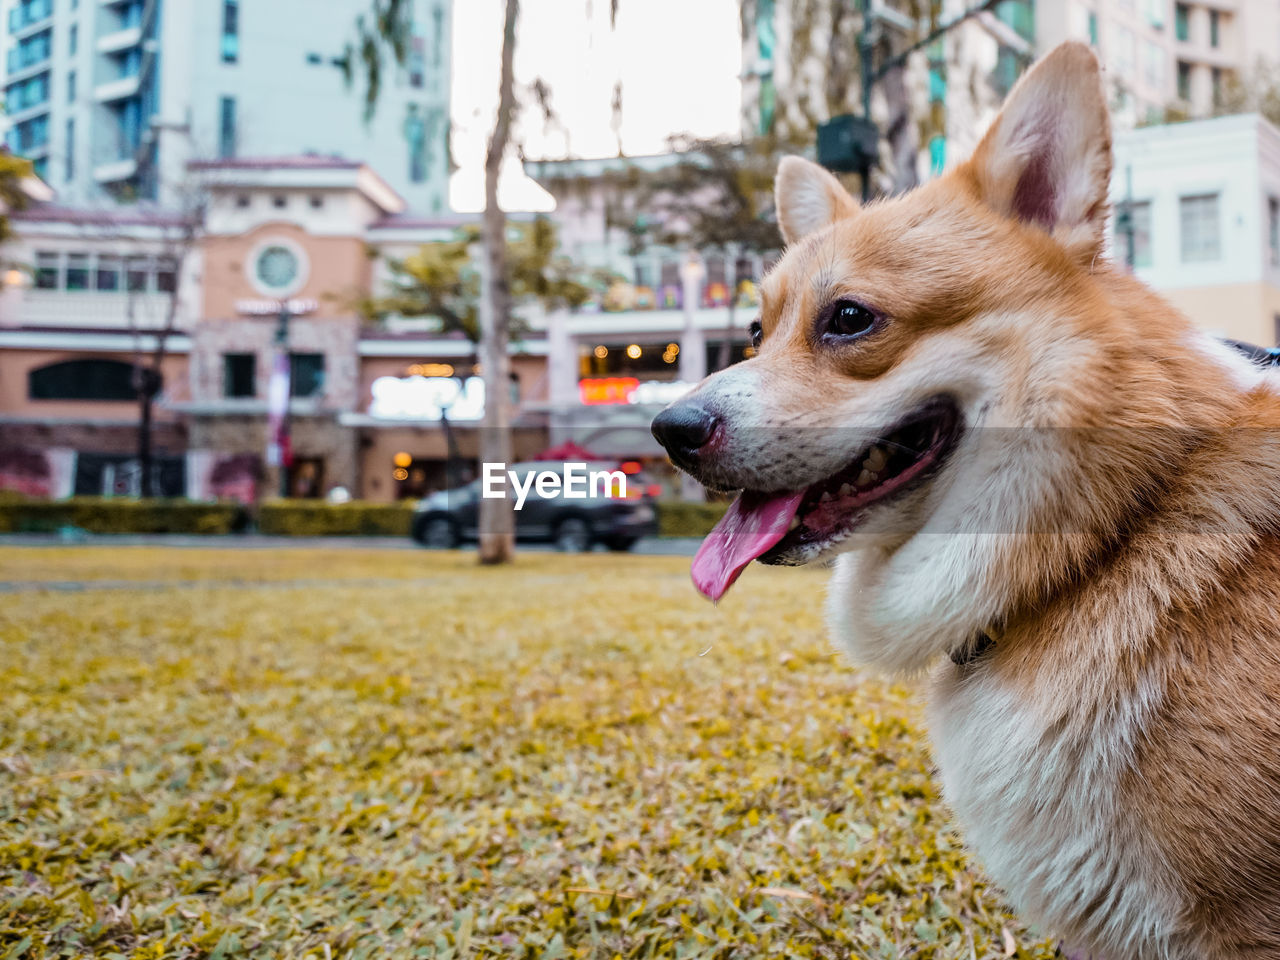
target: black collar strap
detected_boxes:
[950,629,997,669]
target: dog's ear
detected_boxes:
[775,156,859,245]
[965,41,1111,260]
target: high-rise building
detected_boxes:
[1,0,452,212]
[738,0,1035,188]
[1036,0,1280,126]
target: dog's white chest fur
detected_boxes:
[927,666,1189,960]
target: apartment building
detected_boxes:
[1109,113,1280,345]
[1037,0,1280,125]
[1,0,452,212]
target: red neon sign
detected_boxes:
[579,377,639,405]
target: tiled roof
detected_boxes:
[11,204,195,228]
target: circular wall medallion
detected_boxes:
[246,237,309,297]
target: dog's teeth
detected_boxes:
[865,446,888,471]
[856,469,874,487]
[819,491,833,503]
[837,483,855,498]
[788,515,801,530]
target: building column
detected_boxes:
[546,307,579,444]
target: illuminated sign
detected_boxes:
[370,375,485,420]
[578,378,693,406]
[236,297,319,316]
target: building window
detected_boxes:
[1180,193,1221,262]
[289,353,325,398]
[155,257,177,293]
[33,251,58,289]
[64,254,89,291]
[235,193,250,208]
[66,69,75,102]
[1144,0,1164,30]
[126,256,150,292]
[1269,197,1279,266]
[1209,9,1220,47]
[218,96,236,158]
[309,194,324,209]
[221,0,239,63]
[96,255,121,291]
[272,194,287,209]
[305,52,323,65]
[64,118,73,182]
[223,353,256,398]
[1122,200,1154,268]
[69,24,77,56]
[1143,40,1165,90]
[29,359,136,401]
[1212,67,1223,108]
[1087,11,1098,46]
[1177,60,1191,101]
[1174,3,1189,41]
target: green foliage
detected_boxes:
[362,218,607,341]
[0,152,33,246]
[0,497,245,535]
[621,135,799,257]
[257,500,414,537]
[656,500,730,538]
[341,0,414,122]
[0,549,1060,957]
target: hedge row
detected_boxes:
[257,501,414,537]
[0,497,247,535]
[0,497,731,538]
[656,500,729,538]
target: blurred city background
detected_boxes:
[0,0,1278,531]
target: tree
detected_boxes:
[738,0,1019,195]
[361,218,599,340]
[477,0,521,565]
[128,207,201,499]
[0,153,34,246]
[618,134,799,368]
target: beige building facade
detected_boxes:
[0,157,552,502]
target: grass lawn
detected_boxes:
[0,548,1058,959]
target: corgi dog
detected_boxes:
[651,42,1280,960]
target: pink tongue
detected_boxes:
[691,490,806,602]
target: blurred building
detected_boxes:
[523,155,773,480]
[739,0,1036,186]
[1,0,451,212]
[0,156,549,502]
[1038,0,1280,126]
[1109,112,1280,346]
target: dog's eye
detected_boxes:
[749,319,763,349]
[824,299,878,339]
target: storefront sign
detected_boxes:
[369,375,485,421]
[236,297,319,316]
[578,378,692,406]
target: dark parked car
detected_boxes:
[411,460,659,551]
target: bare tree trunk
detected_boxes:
[477,0,519,565]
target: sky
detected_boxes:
[448,0,744,212]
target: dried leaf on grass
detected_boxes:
[0,548,1057,958]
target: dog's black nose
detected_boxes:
[651,403,719,464]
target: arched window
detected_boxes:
[28,358,137,401]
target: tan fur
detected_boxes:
[669,42,1280,957]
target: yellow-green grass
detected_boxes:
[0,549,1058,959]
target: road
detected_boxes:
[0,533,704,555]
